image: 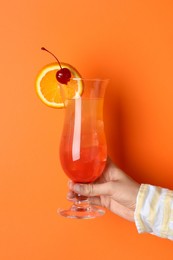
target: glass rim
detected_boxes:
[71,77,110,82]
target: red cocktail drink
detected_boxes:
[60,98,107,183]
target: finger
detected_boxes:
[68,180,74,190]
[89,196,102,206]
[66,190,76,201]
[67,188,102,205]
[71,182,115,197]
[67,190,75,199]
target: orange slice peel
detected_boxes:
[35,62,83,108]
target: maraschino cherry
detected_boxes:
[41,47,71,84]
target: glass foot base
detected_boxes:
[58,204,105,219]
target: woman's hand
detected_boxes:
[68,158,140,222]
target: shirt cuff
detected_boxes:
[134,184,173,240]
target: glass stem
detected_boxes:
[72,194,90,211]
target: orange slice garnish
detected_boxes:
[35,62,83,108]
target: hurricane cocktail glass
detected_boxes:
[59,78,108,219]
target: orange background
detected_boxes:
[1,0,173,259]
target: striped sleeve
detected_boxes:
[134,184,173,240]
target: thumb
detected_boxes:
[70,182,114,197]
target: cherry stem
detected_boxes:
[41,47,62,69]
